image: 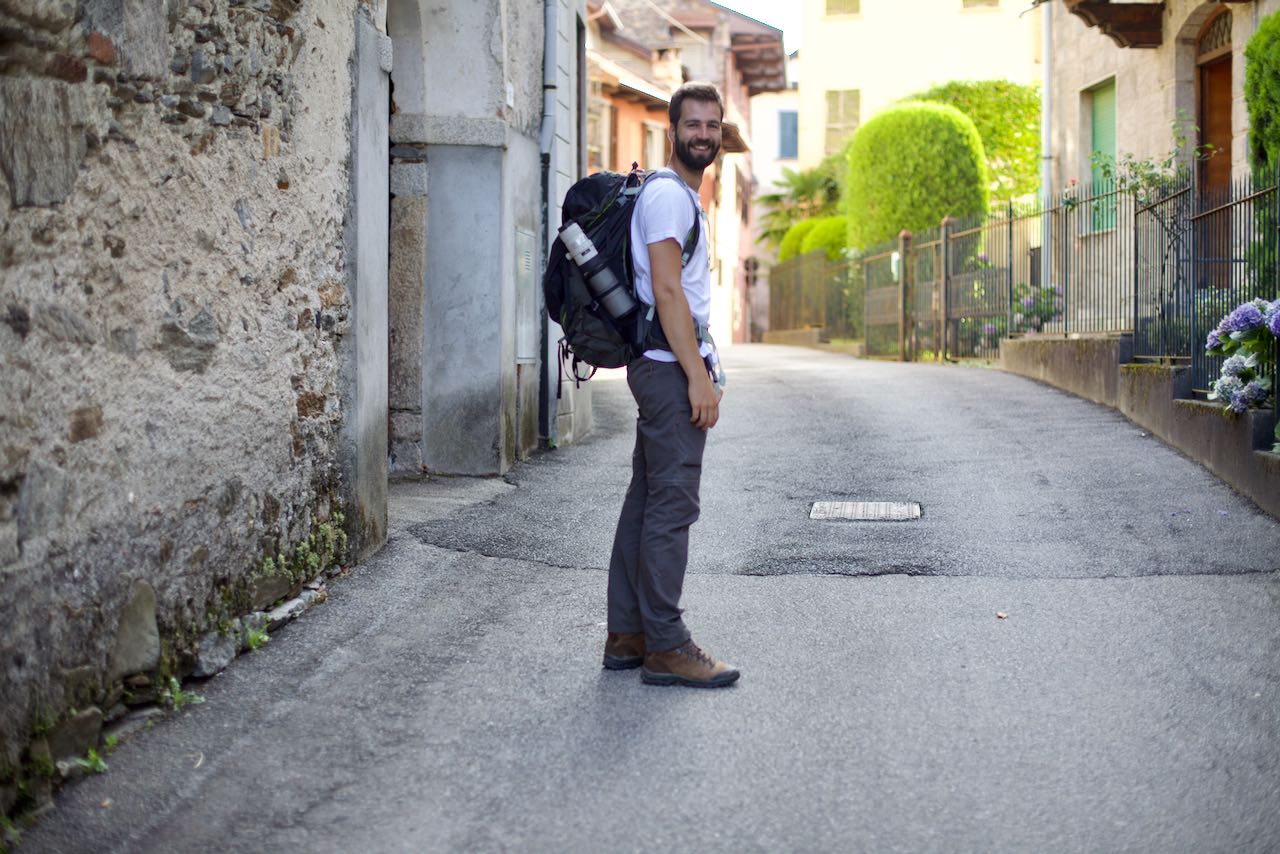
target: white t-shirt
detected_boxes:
[630,169,713,362]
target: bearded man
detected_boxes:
[601,82,739,689]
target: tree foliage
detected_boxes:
[907,80,1040,199]
[754,152,846,252]
[778,219,820,262]
[799,216,849,260]
[844,101,989,250]
[1245,10,1280,171]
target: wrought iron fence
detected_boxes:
[766,251,861,342]
[766,167,1279,394]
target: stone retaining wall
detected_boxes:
[0,0,370,812]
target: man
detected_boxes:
[602,82,739,689]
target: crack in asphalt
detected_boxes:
[402,535,1280,582]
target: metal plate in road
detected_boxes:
[810,501,922,521]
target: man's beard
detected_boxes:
[674,134,720,171]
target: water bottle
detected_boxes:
[559,221,639,321]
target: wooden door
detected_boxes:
[1196,11,1232,287]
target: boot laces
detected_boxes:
[681,641,715,668]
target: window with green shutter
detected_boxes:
[826,0,859,15]
[825,89,860,155]
[1088,79,1117,231]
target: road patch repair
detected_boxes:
[809,501,922,521]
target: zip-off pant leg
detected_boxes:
[607,358,706,653]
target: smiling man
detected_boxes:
[602,82,739,689]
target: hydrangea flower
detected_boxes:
[983,323,997,336]
[1212,374,1244,403]
[1206,328,1222,350]
[1228,381,1269,414]
[1021,296,1036,309]
[1267,300,1280,338]
[1222,301,1264,333]
[1221,354,1248,377]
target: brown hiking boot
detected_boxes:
[602,631,645,670]
[641,640,740,688]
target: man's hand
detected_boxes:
[689,373,719,429]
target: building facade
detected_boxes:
[1048,0,1280,195]
[587,0,785,346]
[798,0,1042,170]
[748,50,801,339]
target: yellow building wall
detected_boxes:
[798,0,1042,169]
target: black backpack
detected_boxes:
[543,167,699,384]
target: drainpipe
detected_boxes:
[1040,0,1053,293]
[538,0,557,446]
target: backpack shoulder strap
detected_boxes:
[641,171,701,268]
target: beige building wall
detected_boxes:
[798,0,1042,169]
[1048,0,1280,193]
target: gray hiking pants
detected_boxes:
[607,357,707,653]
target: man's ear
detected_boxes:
[667,124,675,146]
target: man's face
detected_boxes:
[670,98,722,171]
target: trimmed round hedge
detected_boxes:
[844,101,989,250]
[799,215,849,260]
[907,80,1040,199]
[1245,10,1280,171]
[779,219,820,262]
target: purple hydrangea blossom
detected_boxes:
[1267,300,1280,337]
[1221,354,1248,377]
[1212,374,1244,404]
[983,323,997,336]
[1021,296,1036,309]
[1222,301,1265,333]
[1229,381,1269,414]
[1206,328,1222,350]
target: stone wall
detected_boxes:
[0,0,369,809]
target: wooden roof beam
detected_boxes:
[1063,0,1166,49]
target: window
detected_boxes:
[778,110,798,159]
[1087,79,1116,231]
[826,0,859,14]
[643,122,665,170]
[824,89,860,155]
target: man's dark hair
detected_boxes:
[668,82,724,126]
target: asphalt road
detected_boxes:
[20,345,1280,853]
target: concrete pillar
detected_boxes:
[339,10,390,557]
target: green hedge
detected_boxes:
[907,80,1040,199]
[799,216,849,260]
[844,101,989,250]
[1246,10,1280,170]
[779,219,820,262]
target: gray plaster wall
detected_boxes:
[0,0,368,789]
[387,0,583,473]
[422,144,506,474]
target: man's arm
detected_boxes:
[647,238,719,429]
